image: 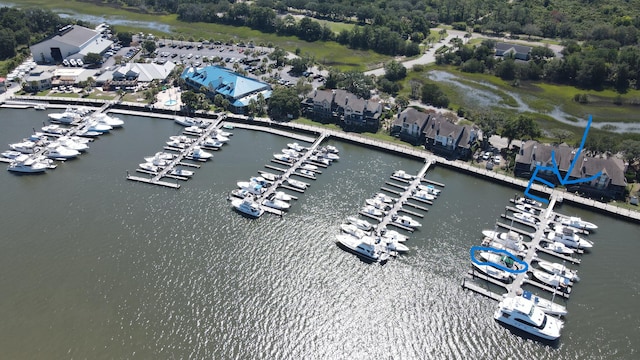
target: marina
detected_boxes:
[0,107,638,359]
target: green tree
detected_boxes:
[383,60,407,81]
[83,52,103,67]
[294,78,312,98]
[116,31,132,46]
[181,90,200,114]
[502,115,541,147]
[395,94,409,109]
[268,86,301,120]
[421,82,449,108]
[142,40,157,56]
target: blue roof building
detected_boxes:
[181,66,271,113]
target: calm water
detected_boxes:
[0,108,638,359]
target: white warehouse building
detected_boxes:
[30,25,113,64]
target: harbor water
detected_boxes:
[0,108,638,359]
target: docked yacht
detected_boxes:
[494,296,563,340]
[413,190,435,201]
[365,198,390,211]
[478,251,524,272]
[379,236,409,253]
[546,226,593,249]
[42,124,69,135]
[346,216,373,232]
[541,241,575,255]
[281,148,301,158]
[373,192,394,204]
[138,162,159,173]
[262,194,291,211]
[514,212,539,226]
[184,125,203,134]
[324,145,339,154]
[201,137,224,149]
[532,270,572,289]
[56,137,90,152]
[2,150,23,159]
[46,146,80,159]
[175,116,202,127]
[9,141,37,154]
[273,153,294,163]
[144,155,171,168]
[75,129,101,138]
[92,113,124,128]
[559,216,598,231]
[188,146,213,160]
[340,223,369,238]
[535,259,580,282]
[212,132,230,143]
[231,188,253,199]
[300,163,318,171]
[287,142,306,152]
[520,290,568,317]
[379,228,408,242]
[84,121,112,133]
[471,262,513,282]
[515,197,543,208]
[169,168,194,177]
[483,230,524,242]
[320,151,339,161]
[237,177,271,188]
[286,178,308,190]
[482,231,527,252]
[7,155,48,173]
[307,155,331,166]
[48,111,80,124]
[391,214,421,228]
[258,171,281,182]
[335,234,386,262]
[238,183,267,196]
[231,197,264,218]
[361,205,384,217]
[417,184,441,196]
[273,191,293,202]
[392,170,413,180]
[298,169,316,178]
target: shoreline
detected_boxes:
[3,94,640,223]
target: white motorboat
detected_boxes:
[520,290,568,317]
[201,137,224,149]
[482,238,527,255]
[532,270,572,289]
[365,198,390,210]
[175,116,201,127]
[2,150,23,159]
[379,228,408,242]
[361,205,384,217]
[324,145,339,154]
[184,125,203,134]
[494,296,563,340]
[472,262,513,282]
[516,203,539,215]
[34,104,46,110]
[152,152,175,160]
[300,163,318,171]
[287,142,306,152]
[92,113,124,128]
[231,188,253,199]
[188,146,213,160]
[9,141,37,154]
[346,216,373,232]
[298,169,316,178]
[41,124,69,135]
[169,168,194,177]
[478,251,523,272]
[392,170,413,180]
[84,121,112,133]
[48,111,80,124]
[262,194,291,211]
[340,223,369,238]
[214,128,233,137]
[373,192,394,203]
[144,155,171,167]
[237,178,271,190]
[7,155,48,173]
[541,241,575,255]
[560,216,598,231]
[273,153,294,163]
[241,182,268,195]
[231,197,264,218]
[169,135,193,143]
[308,155,331,165]
[56,137,90,152]
[335,234,386,262]
[483,230,524,242]
[28,132,51,142]
[546,226,593,249]
[417,184,441,196]
[75,129,101,138]
[139,162,159,173]
[258,171,281,182]
[281,148,301,158]
[391,214,421,228]
[46,146,80,159]
[286,178,307,190]
[212,133,230,143]
[482,231,527,253]
[166,139,188,149]
[320,151,339,161]
[381,238,409,253]
[536,259,580,282]
[413,190,435,201]
[515,197,543,208]
[273,191,293,202]
[514,212,539,226]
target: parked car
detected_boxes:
[482,151,492,161]
[493,155,502,165]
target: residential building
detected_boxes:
[22,67,53,92]
[181,65,271,114]
[423,113,477,159]
[495,42,532,61]
[96,62,176,90]
[391,108,430,145]
[302,89,382,131]
[30,25,113,64]
[515,140,627,200]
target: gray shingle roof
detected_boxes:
[53,26,98,47]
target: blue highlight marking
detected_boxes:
[469,246,529,274]
[524,115,602,204]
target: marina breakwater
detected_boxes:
[4,95,640,223]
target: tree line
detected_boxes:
[0,7,67,61]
